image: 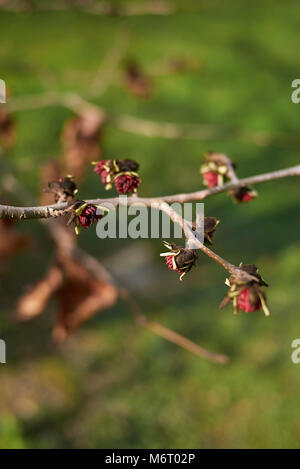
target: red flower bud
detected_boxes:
[164,255,182,273]
[229,186,258,204]
[160,242,197,281]
[67,199,108,235]
[92,159,141,194]
[220,264,270,316]
[200,152,231,188]
[237,288,262,312]
[203,171,219,188]
[78,205,102,228]
[93,160,109,185]
[114,173,141,194]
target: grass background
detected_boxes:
[0,0,300,448]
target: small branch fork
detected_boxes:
[1,37,299,364]
[0,158,229,364]
[1,163,299,281]
[0,163,299,218]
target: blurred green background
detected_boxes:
[0,0,300,449]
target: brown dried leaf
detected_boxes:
[15,264,64,321]
[123,61,153,99]
[0,218,31,267]
[15,247,118,341]
[39,161,62,205]
[0,108,15,150]
[53,253,118,342]
[61,109,105,181]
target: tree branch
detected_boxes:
[0,156,227,364]
[1,163,299,219]
[1,163,298,281]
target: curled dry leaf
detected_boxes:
[0,217,31,268]
[39,161,62,205]
[15,264,64,321]
[123,61,153,99]
[0,108,15,150]
[53,253,118,343]
[15,250,118,342]
[61,108,105,181]
[16,160,118,341]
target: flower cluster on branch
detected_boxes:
[1,138,300,325]
[93,159,141,194]
[200,151,257,203]
[220,264,270,316]
[26,151,277,317]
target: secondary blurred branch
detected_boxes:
[7,90,300,147]
[120,288,229,364]
[0,0,175,16]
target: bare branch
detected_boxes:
[1,162,298,282]
[1,156,227,363]
[90,31,130,96]
[1,163,299,219]
[158,201,237,274]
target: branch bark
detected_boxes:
[1,163,299,219]
[1,157,227,363]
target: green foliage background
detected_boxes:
[0,0,300,449]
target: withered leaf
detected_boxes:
[61,109,105,181]
[123,61,153,99]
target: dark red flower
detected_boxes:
[200,152,231,188]
[242,193,254,202]
[78,205,102,228]
[220,264,270,316]
[160,242,197,281]
[229,186,257,203]
[93,160,109,185]
[67,199,108,235]
[165,254,182,273]
[203,171,219,188]
[92,159,141,194]
[114,173,141,194]
[237,288,262,312]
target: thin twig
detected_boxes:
[90,31,130,96]
[119,289,228,364]
[158,201,237,274]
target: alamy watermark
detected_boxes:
[291,339,300,364]
[0,79,6,103]
[94,198,205,248]
[0,339,6,364]
[291,79,300,103]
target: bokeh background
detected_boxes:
[0,0,300,449]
